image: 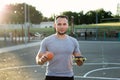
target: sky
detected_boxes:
[0,0,120,17]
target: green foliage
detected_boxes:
[62,8,115,25]
[1,3,43,24]
[29,28,55,36]
[75,22,120,29]
[0,27,55,37]
[1,3,118,25]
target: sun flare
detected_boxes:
[0,5,5,12]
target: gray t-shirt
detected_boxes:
[39,34,81,77]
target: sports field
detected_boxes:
[0,41,120,80]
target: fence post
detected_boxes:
[4,29,7,41]
[95,28,98,40]
[104,32,106,40]
[118,32,120,41]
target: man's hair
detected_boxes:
[55,15,68,22]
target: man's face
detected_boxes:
[54,18,68,35]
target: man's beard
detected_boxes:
[57,31,66,35]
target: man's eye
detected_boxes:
[57,23,61,26]
[63,23,67,25]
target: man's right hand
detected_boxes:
[38,55,48,65]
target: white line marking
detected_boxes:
[83,67,120,77]
[0,63,120,71]
[0,65,45,71]
[0,63,120,79]
[75,76,120,80]
[73,62,120,65]
[79,41,120,44]
[0,42,41,54]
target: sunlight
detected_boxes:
[0,5,5,12]
[0,5,5,23]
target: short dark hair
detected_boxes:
[55,15,68,21]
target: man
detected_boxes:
[36,15,85,80]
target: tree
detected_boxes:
[85,10,96,24]
[62,11,80,25]
[78,11,85,24]
[61,8,115,24]
[96,8,113,23]
[62,11,73,23]
[1,3,43,24]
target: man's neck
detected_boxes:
[55,33,67,39]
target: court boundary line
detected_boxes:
[1,62,120,71]
[0,41,41,54]
[74,76,120,80]
[78,41,120,43]
[83,67,120,77]
[0,63,120,79]
[73,62,120,65]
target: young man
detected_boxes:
[36,15,84,80]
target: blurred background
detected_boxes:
[0,0,120,80]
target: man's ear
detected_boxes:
[54,24,56,32]
[54,23,56,29]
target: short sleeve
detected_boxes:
[38,38,47,53]
[74,39,81,53]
